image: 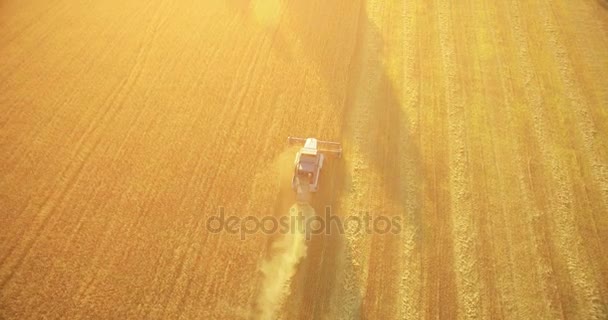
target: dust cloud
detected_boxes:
[255,204,314,320]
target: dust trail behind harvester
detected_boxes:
[256,203,314,320]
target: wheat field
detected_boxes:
[1,0,607,319]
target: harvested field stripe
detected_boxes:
[436,0,482,318]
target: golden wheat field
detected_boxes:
[1,0,608,319]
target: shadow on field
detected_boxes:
[336,2,425,316]
[231,0,426,317]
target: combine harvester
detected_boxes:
[288,137,342,203]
